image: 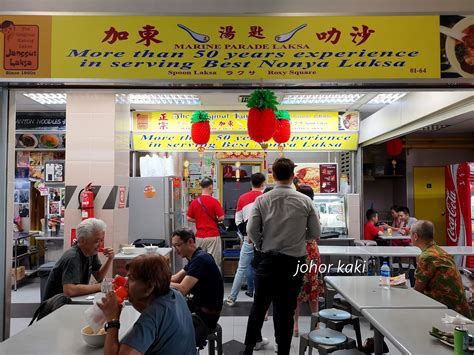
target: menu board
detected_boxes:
[320,164,338,193]
[16,112,66,131]
[16,133,65,150]
[295,163,338,194]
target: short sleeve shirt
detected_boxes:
[42,245,101,301]
[184,248,223,312]
[187,195,225,238]
[415,244,472,319]
[364,222,380,241]
[121,289,196,355]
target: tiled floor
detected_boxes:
[8,280,396,354]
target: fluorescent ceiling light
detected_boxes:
[368,93,406,105]
[281,94,363,105]
[117,94,201,105]
[23,93,67,105]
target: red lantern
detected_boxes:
[190,111,210,145]
[273,110,291,144]
[246,89,278,145]
[386,138,403,156]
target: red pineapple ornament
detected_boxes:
[273,110,291,144]
[191,111,210,145]
[246,89,278,146]
[247,107,263,142]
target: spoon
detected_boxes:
[440,26,465,42]
[177,24,210,43]
[275,24,307,43]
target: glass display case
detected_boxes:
[313,194,347,235]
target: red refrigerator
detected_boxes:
[445,162,474,267]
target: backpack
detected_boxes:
[29,293,71,325]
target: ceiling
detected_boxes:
[412,111,474,135]
[1,0,472,15]
[15,90,401,120]
[14,89,474,134]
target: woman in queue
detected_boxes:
[293,184,324,336]
[98,254,196,355]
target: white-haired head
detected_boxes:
[76,218,107,242]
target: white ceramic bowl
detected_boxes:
[121,246,136,255]
[81,325,106,347]
[145,245,158,254]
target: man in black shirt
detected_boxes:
[171,228,223,333]
[42,218,114,301]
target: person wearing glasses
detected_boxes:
[170,228,224,345]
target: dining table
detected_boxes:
[0,305,140,355]
[362,308,474,354]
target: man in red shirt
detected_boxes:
[187,177,225,267]
[364,208,383,241]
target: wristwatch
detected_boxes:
[104,319,120,331]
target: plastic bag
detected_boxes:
[84,302,107,334]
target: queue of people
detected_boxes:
[38,158,472,355]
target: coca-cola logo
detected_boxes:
[446,189,458,243]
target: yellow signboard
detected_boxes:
[133,111,358,132]
[0,15,448,80]
[132,132,358,151]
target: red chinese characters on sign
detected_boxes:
[248,26,265,39]
[219,26,236,40]
[118,186,126,209]
[158,113,168,130]
[136,25,163,46]
[316,27,341,45]
[102,27,129,44]
[315,25,375,46]
[350,25,375,46]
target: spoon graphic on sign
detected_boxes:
[177,24,210,43]
[275,24,307,43]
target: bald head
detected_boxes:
[411,220,434,242]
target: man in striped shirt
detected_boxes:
[225,172,266,307]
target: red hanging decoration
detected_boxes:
[273,110,291,144]
[246,89,278,146]
[191,111,210,145]
[386,138,403,156]
[191,111,210,166]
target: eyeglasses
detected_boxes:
[172,242,184,248]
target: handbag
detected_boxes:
[197,197,227,236]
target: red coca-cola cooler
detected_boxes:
[445,162,474,267]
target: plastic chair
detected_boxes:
[196,322,223,355]
[311,308,362,350]
[299,328,356,354]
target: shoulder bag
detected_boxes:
[197,197,227,236]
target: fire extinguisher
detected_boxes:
[78,182,94,220]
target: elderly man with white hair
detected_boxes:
[42,218,114,301]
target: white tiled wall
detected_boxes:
[64,93,130,254]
